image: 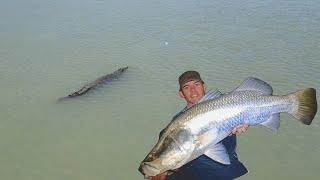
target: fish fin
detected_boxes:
[233,77,273,95]
[259,113,280,131]
[289,88,317,125]
[198,129,217,145]
[197,129,230,164]
[199,90,222,103]
[204,143,230,164]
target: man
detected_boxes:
[149,71,248,180]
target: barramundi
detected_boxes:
[139,77,317,178]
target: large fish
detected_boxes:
[139,77,317,178]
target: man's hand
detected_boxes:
[232,124,249,135]
[147,171,168,180]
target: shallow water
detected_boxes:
[0,0,319,179]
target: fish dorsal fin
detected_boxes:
[204,142,230,165]
[233,77,273,95]
[259,113,280,131]
[199,90,222,103]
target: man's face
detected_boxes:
[179,80,206,107]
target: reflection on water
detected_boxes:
[0,0,319,179]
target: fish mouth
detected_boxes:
[138,163,145,175]
[139,162,161,177]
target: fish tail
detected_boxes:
[289,88,317,125]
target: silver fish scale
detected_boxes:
[170,91,293,137]
[212,92,292,133]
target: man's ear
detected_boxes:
[204,83,207,92]
[178,90,185,99]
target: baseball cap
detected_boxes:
[178,71,203,89]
